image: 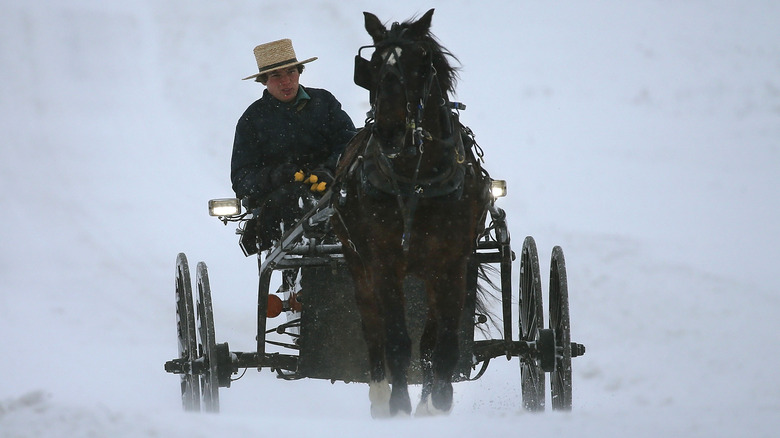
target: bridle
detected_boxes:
[355,22,458,153]
[352,25,467,251]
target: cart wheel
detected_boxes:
[549,246,573,410]
[519,236,545,412]
[175,253,200,412]
[196,261,220,413]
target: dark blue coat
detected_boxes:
[230,86,356,201]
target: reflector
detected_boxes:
[267,294,283,318]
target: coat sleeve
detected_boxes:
[230,114,274,200]
[323,92,357,172]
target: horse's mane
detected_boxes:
[379,16,460,96]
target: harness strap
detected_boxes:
[361,127,466,199]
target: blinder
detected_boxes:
[353,45,376,91]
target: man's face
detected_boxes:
[265,66,300,102]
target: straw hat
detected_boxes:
[242,39,317,81]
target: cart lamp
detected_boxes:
[491,180,507,199]
[208,198,242,217]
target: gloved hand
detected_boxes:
[310,168,334,185]
[304,168,334,192]
[269,163,302,187]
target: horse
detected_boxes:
[331,9,492,417]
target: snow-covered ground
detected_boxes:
[2,1,778,436]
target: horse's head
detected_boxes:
[356,9,459,157]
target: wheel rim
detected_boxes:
[175,253,200,411]
[520,236,545,412]
[196,261,220,413]
[549,246,572,410]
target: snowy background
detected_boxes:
[2,0,779,436]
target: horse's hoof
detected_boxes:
[415,395,452,417]
[369,380,392,419]
[389,387,412,417]
[371,404,392,419]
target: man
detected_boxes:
[231,38,356,251]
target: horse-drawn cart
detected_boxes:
[165,9,585,416]
[165,187,585,413]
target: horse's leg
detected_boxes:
[360,300,391,418]
[348,259,392,418]
[377,264,412,416]
[416,309,437,415]
[363,309,392,418]
[421,260,468,415]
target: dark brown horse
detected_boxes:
[332,9,491,417]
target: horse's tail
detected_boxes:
[473,263,502,337]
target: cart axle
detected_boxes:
[571,342,586,358]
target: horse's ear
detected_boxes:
[363,12,386,43]
[408,8,434,37]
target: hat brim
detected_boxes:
[242,57,318,81]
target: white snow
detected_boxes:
[1,0,779,436]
